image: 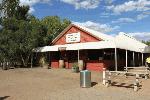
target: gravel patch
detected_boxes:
[0,68,150,100]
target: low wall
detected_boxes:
[50,59,125,71]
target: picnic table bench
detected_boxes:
[102,67,149,92]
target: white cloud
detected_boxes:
[107,0,150,14]
[73,21,119,33]
[20,0,51,13]
[20,0,51,6]
[105,0,116,4]
[28,7,35,14]
[128,32,150,41]
[112,18,135,23]
[111,32,150,41]
[100,12,110,18]
[143,12,150,14]
[137,14,149,20]
[0,0,52,14]
[60,0,100,9]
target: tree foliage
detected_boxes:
[143,40,150,46]
[41,16,71,45]
[0,0,71,67]
[0,17,39,66]
[0,0,19,18]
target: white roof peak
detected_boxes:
[118,32,137,40]
[72,23,115,41]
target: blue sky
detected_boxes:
[19,0,150,41]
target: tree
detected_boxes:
[142,40,150,46]
[15,5,30,20]
[0,16,48,66]
[0,0,71,67]
[0,0,29,20]
[0,0,19,18]
[41,16,71,45]
[0,0,37,66]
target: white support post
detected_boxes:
[115,48,118,71]
[134,74,139,92]
[78,49,80,63]
[135,74,139,83]
[49,52,51,68]
[138,53,139,66]
[133,52,135,67]
[142,53,143,66]
[126,50,128,72]
[102,68,106,85]
[108,72,111,84]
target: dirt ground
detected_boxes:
[0,68,150,100]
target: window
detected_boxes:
[103,52,113,60]
[87,50,103,60]
[51,52,60,60]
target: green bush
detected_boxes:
[72,62,79,73]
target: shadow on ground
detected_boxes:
[0,96,10,100]
[91,82,98,87]
[111,81,142,89]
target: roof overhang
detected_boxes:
[32,46,58,52]
[143,46,150,53]
[115,33,148,53]
[33,41,116,52]
[33,42,150,53]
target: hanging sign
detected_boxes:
[66,32,80,43]
[58,47,66,51]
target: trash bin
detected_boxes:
[80,70,91,88]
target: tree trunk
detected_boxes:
[20,54,31,67]
[2,58,8,70]
[21,54,27,67]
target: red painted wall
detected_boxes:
[51,60,77,69]
[53,26,101,45]
[86,60,105,71]
[51,60,59,68]
[51,60,124,71]
[86,60,114,71]
[86,60,125,71]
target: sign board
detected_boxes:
[58,47,66,51]
[66,32,80,43]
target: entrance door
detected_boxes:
[67,51,78,69]
[60,51,69,68]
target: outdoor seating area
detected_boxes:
[102,66,150,91]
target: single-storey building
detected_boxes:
[33,24,150,71]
